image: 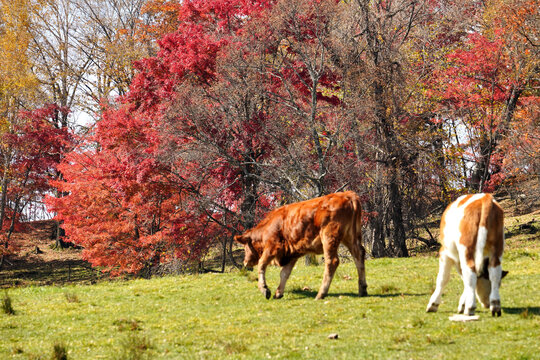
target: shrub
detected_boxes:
[64,292,79,303]
[118,333,153,360]
[1,291,15,315]
[51,342,68,360]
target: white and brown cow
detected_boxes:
[234,191,367,300]
[426,193,507,316]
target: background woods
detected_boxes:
[1,0,538,274]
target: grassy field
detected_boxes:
[0,214,538,359]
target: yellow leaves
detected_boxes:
[0,0,38,118]
[0,117,10,134]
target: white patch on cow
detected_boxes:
[440,197,462,263]
[475,226,488,273]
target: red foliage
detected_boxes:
[48,0,280,274]
[47,105,224,274]
[1,104,72,254]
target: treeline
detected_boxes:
[1,0,538,274]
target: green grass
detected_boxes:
[0,215,539,359]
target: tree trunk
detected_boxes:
[0,164,9,233]
[240,152,260,229]
[373,80,409,257]
[0,166,11,265]
[388,170,408,257]
[54,221,67,249]
[228,237,242,269]
[221,237,227,273]
[472,87,523,192]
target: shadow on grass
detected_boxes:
[368,293,428,298]
[0,259,100,288]
[502,307,540,316]
[290,288,427,299]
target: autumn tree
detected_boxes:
[0,105,71,264]
[319,0,439,256]
[421,0,538,193]
[73,0,155,106]
[49,0,278,273]
[140,0,182,41]
[47,102,223,274]
[0,0,39,244]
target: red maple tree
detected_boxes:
[0,104,71,261]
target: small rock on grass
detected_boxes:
[327,333,339,339]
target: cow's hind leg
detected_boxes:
[457,291,467,314]
[316,233,340,300]
[274,257,298,299]
[488,263,503,316]
[345,240,368,297]
[426,254,453,312]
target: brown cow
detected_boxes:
[426,193,507,316]
[234,191,367,300]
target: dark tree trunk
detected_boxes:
[388,170,408,257]
[54,221,68,249]
[221,237,227,273]
[240,152,260,230]
[372,81,409,257]
[471,87,523,192]
[0,167,8,234]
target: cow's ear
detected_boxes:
[234,234,247,244]
[501,270,509,279]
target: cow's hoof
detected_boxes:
[264,288,272,299]
[359,286,368,297]
[464,307,476,316]
[490,300,501,317]
[273,292,283,299]
[426,303,439,313]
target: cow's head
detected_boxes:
[234,234,260,268]
[476,268,509,308]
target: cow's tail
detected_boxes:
[351,193,362,246]
[475,194,493,274]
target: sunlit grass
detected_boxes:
[0,212,538,359]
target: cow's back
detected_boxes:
[440,193,504,270]
[280,191,359,255]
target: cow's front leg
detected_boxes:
[426,255,453,312]
[274,258,298,299]
[257,252,272,299]
[488,264,503,316]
